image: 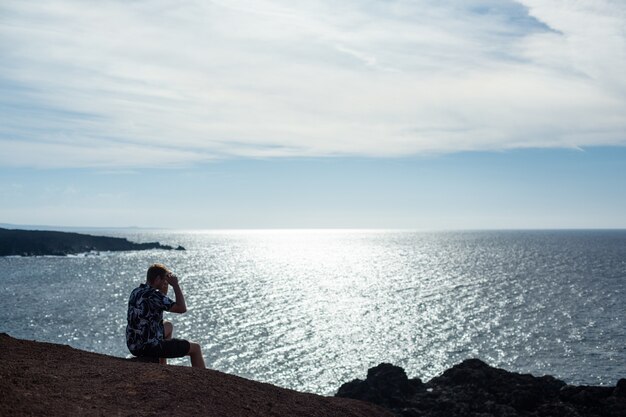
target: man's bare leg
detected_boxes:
[160,321,173,365]
[188,342,206,369]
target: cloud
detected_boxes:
[0,0,625,168]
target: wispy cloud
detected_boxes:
[1,0,625,168]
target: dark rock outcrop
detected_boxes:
[336,359,626,417]
[337,363,425,409]
[0,227,185,256]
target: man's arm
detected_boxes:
[166,273,187,314]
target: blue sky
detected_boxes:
[2,148,625,229]
[1,0,625,229]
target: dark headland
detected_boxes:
[0,227,185,256]
[2,334,624,417]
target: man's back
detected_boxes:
[126,283,174,353]
[126,264,205,368]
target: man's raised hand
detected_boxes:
[165,272,179,286]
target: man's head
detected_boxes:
[147,263,170,289]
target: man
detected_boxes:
[126,263,205,368]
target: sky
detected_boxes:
[0,0,625,229]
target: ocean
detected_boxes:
[1,229,625,394]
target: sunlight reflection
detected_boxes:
[2,230,625,393]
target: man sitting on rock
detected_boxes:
[126,263,205,368]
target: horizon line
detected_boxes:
[2,223,626,233]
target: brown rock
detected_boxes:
[0,334,392,417]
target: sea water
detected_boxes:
[1,229,625,394]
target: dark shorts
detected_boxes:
[131,338,191,359]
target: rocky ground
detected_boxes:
[1,334,391,417]
[336,360,626,417]
[4,333,624,417]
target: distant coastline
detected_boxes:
[0,227,184,256]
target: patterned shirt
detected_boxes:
[126,283,175,352]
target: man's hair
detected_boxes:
[147,263,170,283]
